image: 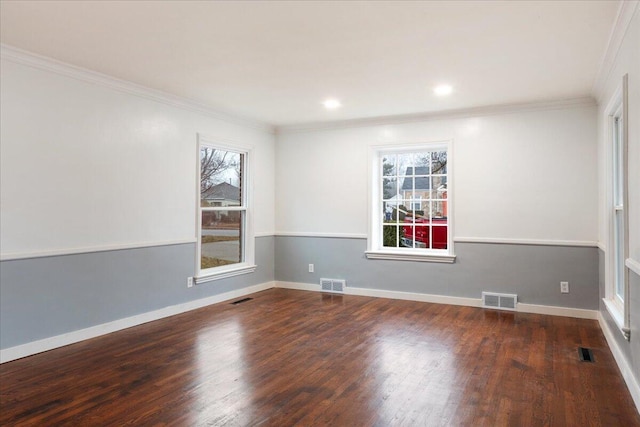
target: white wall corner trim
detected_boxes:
[592,1,640,99]
[0,44,274,134]
[598,311,640,412]
[254,232,276,238]
[274,281,598,319]
[275,97,596,134]
[453,237,598,247]
[597,242,607,252]
[626,258,640,276]
[273,235,598,247]
[0,281,276,364]
[274,232,368,239]
[0,239,198,262]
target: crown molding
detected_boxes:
[592,1,639,100]
[275,97,596,135]
[0,44,275,134]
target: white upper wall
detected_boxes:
[0,58,276,258]
[0,42,604,257]
[597,4,640,263]
[276,103,598,244]
[0,1,618,125]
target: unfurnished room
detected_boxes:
[0,1,639,425]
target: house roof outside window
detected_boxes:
[401,167,448,191]
[202,182,240,202]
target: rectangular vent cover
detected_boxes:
[320,278,346,294]
[578,347,595,362]
[231,297,253,305]
[482,292,517,311]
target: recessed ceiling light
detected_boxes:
[323,99,342,109]
[434,84,453,96]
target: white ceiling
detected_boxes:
[0,1,620,127]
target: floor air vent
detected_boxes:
[231,297,253,305]
[482,292,517,311]
[320,278,346,294]
[578,347,595,362]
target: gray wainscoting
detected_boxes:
[0,236,274,350]
[276,236,599,309]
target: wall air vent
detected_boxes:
[482,292,517,311]
[320,278,346,294]
[578,347,595,362]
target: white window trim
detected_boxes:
[602,76,630,340]
[366,141,455,263]
[195,134,256,283]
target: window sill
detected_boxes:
[195,264,257,284]
[365,250,456,263]
[602,298,630,341]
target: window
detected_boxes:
[612,113,625,303]
[366,142,455,263]
[196,136,255,283]
[603,75,630,340]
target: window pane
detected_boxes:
[431,151,447,174]
[201,210,243,269]
[401,202,417,220]
[200,147,243,207]
[383,225,399,248]
[382,155,396,176]
[430,200,448,218]
[431,224,448,249]
[396,203,410,220]
[383,202,402,224]
[414,176,430,196]
[413,153,430,169]
[400,176,413,198]
[383,177,399,200]
[397,153,414,175]
[614,209,624,299]
[432,176,447,194]
[613,117,624,205]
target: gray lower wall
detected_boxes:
[275,237,599,309]
[0,235,604,352]
[598,249,640,397]
[0,236,274,350]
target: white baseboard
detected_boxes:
[276,281,325,292]
[276,282,481,307]
[345,285,481,307]
[516,303,598,319]
[598,311,640,413]
[276,280,480,307]
[0,281,275,364]
[274,281,599,319]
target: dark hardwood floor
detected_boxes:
[1,288,638,426]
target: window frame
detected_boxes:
[603,75,630,340]
[195,134,255,284]
[366,141,455,263]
